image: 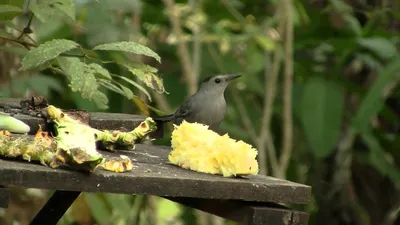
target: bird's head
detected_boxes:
[198,74,242,95]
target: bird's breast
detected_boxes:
[188,96,226,128]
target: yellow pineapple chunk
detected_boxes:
[169,121,259,177]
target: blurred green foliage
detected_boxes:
[0,0,400,225]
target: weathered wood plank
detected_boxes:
[167,197,309,225]
[0,145,311,205]
[0,186,10,208]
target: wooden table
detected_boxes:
[0,98,312,225]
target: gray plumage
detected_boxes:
[155,74,241,131]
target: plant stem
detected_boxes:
[257,8,284,177]
[279,0,294,178]
[162,0,197,95]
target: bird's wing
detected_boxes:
[173,98,193,125]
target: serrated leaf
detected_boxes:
[93,41,161,63]
[99,79,125,96]
[54,0,75,21]
[100,78,135,100]
[21,39,79,70]
[299,77,345,158]
[119,61,165,94]
[0,5,22,21]
[30,0,56,22]
[89,63,112,79]
[358,37,397,60]
[118,84,134,99]
[57,57,108,109]
[352,56,400,133]
[30,0,75,22]
[111,74,152,101]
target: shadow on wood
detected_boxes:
[166,197,309,225]
[0,186,10,208]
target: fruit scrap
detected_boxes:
[0,128,56,167]
[95,117,157,151]
[47,105,105,171]
[46,105,157,152]
[169,121,259,177]
[0,112,30,133]
[0,105,157,173]
[100,155,133,172]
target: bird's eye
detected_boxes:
[215,78,221,83]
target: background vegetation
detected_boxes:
[0,0,400,225]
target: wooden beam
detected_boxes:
[166,197,309,225]
[29,191,81,225]
[0,144,311,205]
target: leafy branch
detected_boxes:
[0,0,165,110]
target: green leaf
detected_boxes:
[254,34,275,51]
[98,79,134,100]
[9,74,63,97]
[98,79,126,96]
[93,41,161,63]
[157,198,181,224]
[111,74,152,101]
[21,39,79,70]
[0,0,24,8]
[358,37,398,60]
[84,193,111,224]
[30,0,75,22]
[343,14,362,37]
[0,5,22,21]
[119,61,165,94]
[88,63,112,79]
[4,20,22,32]
[103,194,132,217]
[329,0,353,14]
[57,57,108,109]
[53,0,75,21]
[118,84,134,99]
[0,46,28,56]
[299,77,345,158]
[361,132,400,188]
[355,53,382,70]
[0,5,22,13]
[352,56,400,133]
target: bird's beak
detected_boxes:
[225,74,242,82]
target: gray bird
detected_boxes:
[155,74,241,131]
